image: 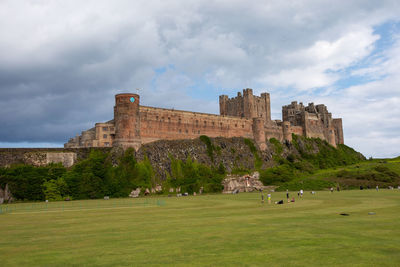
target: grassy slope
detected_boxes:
[1,190,400,266]
[307,157,400,187]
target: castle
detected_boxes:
[64,89,344,150]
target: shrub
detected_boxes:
[244,138,262,169]
[200,135,215,162]
[269,138,283,154]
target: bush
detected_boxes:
[269,138,283,154]
[200,135,215,162]
[64,149,111,199]
[259,164,294,185]
[166,155,225,194]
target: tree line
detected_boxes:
[0,148,225,201]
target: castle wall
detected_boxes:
[290,126,304,136]
[80,128,95,147]
[0,148,108,167]
[139,106,254,144]
[304,113,326,140]
[333,118,344,145]
[264,121,284,141]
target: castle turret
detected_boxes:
[283,121,292,142]
[113,93,141,150]
[252,117,267,150]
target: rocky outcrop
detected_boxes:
[136,137,276,180]
[129,188,140,198]
[222,172,265,193]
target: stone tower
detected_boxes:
[252,118,267,150]
[113,93,141,150]
[219,88,271,122]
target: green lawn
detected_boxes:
[1,190,400,266]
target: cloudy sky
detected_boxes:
[0,0,399,158]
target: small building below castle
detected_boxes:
[64,89,344,150]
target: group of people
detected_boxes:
[261,189,300,205]
[261,184,400,205]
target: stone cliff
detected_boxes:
[0,136,364,181]
[135,137,274,179]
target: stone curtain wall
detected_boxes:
[0,148,109,168]
[304,113,326,140]
[139,106,254,144]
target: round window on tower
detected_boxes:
[130,97,135,103]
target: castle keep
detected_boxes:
[64,89,344,150]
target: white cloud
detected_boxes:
[313,36,400,158]
[259,27,379,90]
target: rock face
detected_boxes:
[222,172,265,193]
[136,137,275,180]
[0,184,14,204]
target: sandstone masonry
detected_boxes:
[64,89,344,149]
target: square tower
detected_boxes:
[219,88,271,122]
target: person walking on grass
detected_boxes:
[376,185,379,191]
[286,189,290,203]
[300,189,303,198]
[267,193,271,204]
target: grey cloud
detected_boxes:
[0,0,399,157]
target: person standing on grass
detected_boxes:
[300,189,303,198]
[267,193,271,204]
[261,193,264,204]
[376,185,379,191]
[330,187,334,193]
[286,189,290,203]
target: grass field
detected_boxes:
[1,190,400,266]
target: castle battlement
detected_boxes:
[65,89,344,149]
